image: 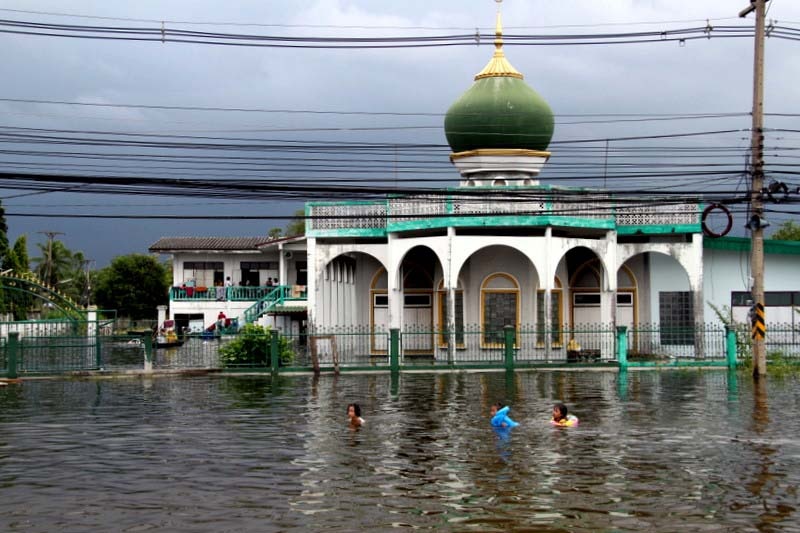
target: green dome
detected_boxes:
[444,76,555,153]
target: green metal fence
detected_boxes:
[7,319,800,376]
[290,326,391,369]
[626,323,728,363]
[763,323,800,358]
[152,333,230,369]
[0,336,6,374]
[10,334,150,373]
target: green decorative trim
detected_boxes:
[306,228,387,238]
[704,236,800,255]
[386,215,614,232]
[617,224,701,235]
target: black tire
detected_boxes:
[701,203,732,238]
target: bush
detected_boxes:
[219,324,294,367]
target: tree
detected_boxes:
[33,239,74,287]
[7,235,34,319]
[94,254,169,319]
[284,208,306,237]
[266,208,306,240]
[771,220,800,241]
[10,235,30,273]
[0,202,9,314]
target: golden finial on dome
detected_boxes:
[475,0,523,80]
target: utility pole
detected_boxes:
[37,231,65,286]
[739,0,767,378]
[81,258,94,307]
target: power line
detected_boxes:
[0,18,779,48]
[0,7,744,30]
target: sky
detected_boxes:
[1,0,800,266]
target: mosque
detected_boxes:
[150,7,800,361]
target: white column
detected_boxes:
[388,233,403,331]
[690,232,706,357]
[544,227,553,355]
[278,242,287,286]
[306,238,317,329]
[599,232,618,360]
[87,305,98,338]
[157,305,168,326]
[446,226,456,363]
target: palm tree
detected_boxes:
[33,239,74,288]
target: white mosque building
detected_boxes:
[151,10,800,362]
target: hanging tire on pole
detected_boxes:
[701,203,733,238]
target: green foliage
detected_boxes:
[10,235,29,272]
[770,220,800,241]
[219,323,295,367]
[266,208,306,240]
[0,202,10,314]
[284,208,306,237]
[33,239,74,287]
[6,236,34,319]
[740,350,800,377]
[707,301,752,360]
[94,254,169,320]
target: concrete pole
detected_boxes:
[747,0,767,378]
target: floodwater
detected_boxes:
[0,370,798,532]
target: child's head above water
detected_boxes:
[552,403,568,421]
[347,403,361,418]
[490,402,505,416]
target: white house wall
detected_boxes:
[703,247,799,325]
[314,246,385,329]
[171,251,281,286]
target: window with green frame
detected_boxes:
[483,292,517,345]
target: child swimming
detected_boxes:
[550,402,579,427]
[490,402,519,429]
[347,403,365,427]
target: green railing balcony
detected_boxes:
[170,285,293,302]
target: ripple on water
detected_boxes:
[0,372,799,531]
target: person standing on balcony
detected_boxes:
[225,276,232,300]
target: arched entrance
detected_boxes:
[0,273,85,320]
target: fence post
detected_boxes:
[725,325,737,368]
[143,335,153,373]
[504,325,515,371]
[7,331,18,379]
[270,330,280,373]
[390,329,400,372]
[95,324,103,370]
[616,326,628,369]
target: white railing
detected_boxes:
[389,196,447,223]
[308,196,699,231]
[309,203,386,231]
[615,202,698,226]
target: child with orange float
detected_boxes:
[550,402,579,427]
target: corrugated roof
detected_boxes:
[149,237,272,252]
